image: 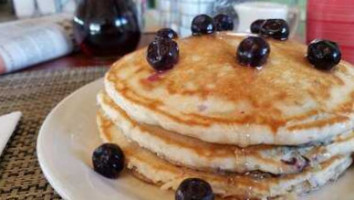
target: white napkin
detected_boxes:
[0,111,22,156]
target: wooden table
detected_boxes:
[24,33,156,71]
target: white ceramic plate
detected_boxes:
[37,79,354,200]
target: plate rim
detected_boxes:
[36,78,103,200]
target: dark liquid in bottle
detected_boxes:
[73,0,141,57]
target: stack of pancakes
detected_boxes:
[96,33,354,199]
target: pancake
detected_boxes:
[96,111,352,199]
[98,91,354,175]
[105,32,354,147]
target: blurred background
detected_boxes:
[0,0,353,74]
[0,0,307,37]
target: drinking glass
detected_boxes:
[232,0,300,37]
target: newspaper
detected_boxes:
[0,14,74,74]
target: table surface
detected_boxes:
[24,33,156,72]
[0,67,108,199]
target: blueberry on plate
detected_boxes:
[92,143,125,179]
[307,39,341,70]
[175,178,215,200]
[237,36,270,67]
[191,14,215,36]
[156,28,178,40]
[147,38,179,71]
[250,19,265,34]
[259,19,289,40]
[214,14,234,31]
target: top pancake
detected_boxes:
[105,32,354,146]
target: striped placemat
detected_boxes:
[0,67,108,199]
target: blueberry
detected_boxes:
[259,19,289,40]
[237,36,270,67]
[307,39,341,70]
[191,14,215,36]
[213,14,234,31]
[156,28,178,40]
[250,19,265,34]
[175,178,215,200]
[147,38,179,71]
[92,143,125,179]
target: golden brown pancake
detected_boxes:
[97,111,352,199]
[105,32,354,147]
[98,91,354,175]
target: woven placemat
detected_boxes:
[0,67,108,199]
